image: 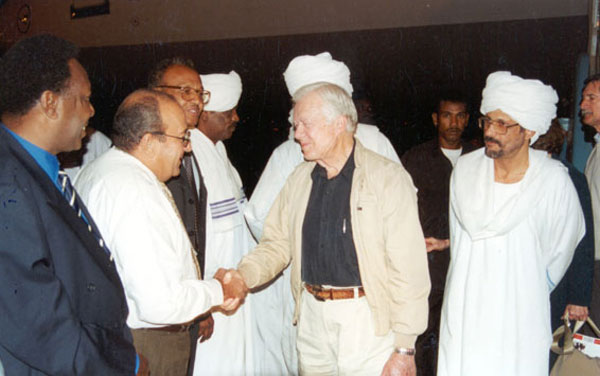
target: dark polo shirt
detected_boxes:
[301,144,362,287]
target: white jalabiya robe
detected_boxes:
[190,129,255,376]
[438,148,585,376]
[244,123,400,376]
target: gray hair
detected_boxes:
[292,82,358,132]
[112,89,175,151]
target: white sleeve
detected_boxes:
[544,175,585,291]
[83,180,224,325]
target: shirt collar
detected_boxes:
[2,124,61,186]
[311,141,356,181]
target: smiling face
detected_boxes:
[158,64,204,128]
[580,80,600,133]
[153,98,191,182]
[433,100,469,149]
[55,59,95,153]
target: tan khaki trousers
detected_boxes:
[296,289,395,376]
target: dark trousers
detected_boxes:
[132,328,191,376]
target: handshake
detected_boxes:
[214,268,249,311]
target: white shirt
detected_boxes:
[64,130,112,181]
[439,148,584,376]
[441,147,462,167]
[74,147,223,329]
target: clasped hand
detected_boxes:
[214,268,248,311]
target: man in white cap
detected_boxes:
[190,71,256,376]
[438,71,585,375]
[244,52,400,375]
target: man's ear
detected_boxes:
[431,113,439,128]
[334,115,348,132]
[39,90,60,120]
[139,132,156,154]
[524,129,536,143]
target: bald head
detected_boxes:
[112,89,177,151]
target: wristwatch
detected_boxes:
[394,347,416,356]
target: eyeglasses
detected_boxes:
[478,116,520,135]
[151,130,191,147]
[156,85,211,104]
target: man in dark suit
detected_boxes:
[0,34,147,375]
[148,58,212,374]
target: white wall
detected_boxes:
[0,0,588,47]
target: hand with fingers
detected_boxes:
[214,268,249,311]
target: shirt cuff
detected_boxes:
[206,278,224,306]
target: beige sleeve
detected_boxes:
[384,166,431,348]
[238,178,293,289]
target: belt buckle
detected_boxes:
[308,284,326,302]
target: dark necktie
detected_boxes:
[58,170,111,257]
[183,154,207,275]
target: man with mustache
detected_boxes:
[580,74,600,330]
[401,91,474,376]
[75,89,242,375]
[438,72,585,376]
[148,57,214,375]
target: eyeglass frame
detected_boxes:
[150,130,191,147]
[156,85,211,104]
[478,116,521,134]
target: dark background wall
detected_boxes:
[75,15,587,194]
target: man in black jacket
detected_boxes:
[401,91,474,376]
[0,34,145,375]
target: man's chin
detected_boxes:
[186,116,200,128]
[484,147,503,159]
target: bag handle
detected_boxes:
[551,316,600,355]
[573,317,600,338]
[551,316,575,355]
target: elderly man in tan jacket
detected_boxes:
[231,82,430,376]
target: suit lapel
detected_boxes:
[2,129,125,292]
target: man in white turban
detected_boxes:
[438,71,585,376]
[189,71,256,376]
[244,52,400,375]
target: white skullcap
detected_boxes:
[283,52,353,97]
[480,71,558,144]
[200,71,242,112]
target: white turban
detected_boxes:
[480,71,558,144]
[283,52,353,97]
[200,71,242,112]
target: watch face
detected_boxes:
[17,4,32,34]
